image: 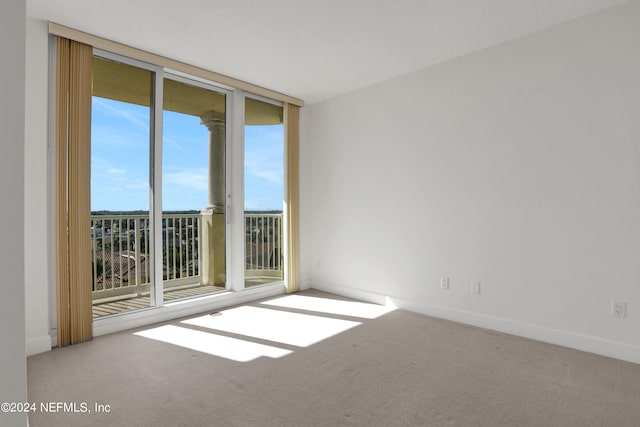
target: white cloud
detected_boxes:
[246,166,283,184]
[164,169,209,192]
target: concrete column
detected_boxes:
[199,111,226,286]
[200,110,225,212]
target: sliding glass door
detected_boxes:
[90,55,155,316]
[162,77,228,301]
[88,50,287,320]
[244,97,285,287]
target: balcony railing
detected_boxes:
[244,213,283,272]
[91,214,153,298]
[91,212,283,302]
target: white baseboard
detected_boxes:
[311,281,640,365]
[26,334,52,356]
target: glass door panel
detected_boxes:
[162,78,227,301]
[90,56,154,317]
[244,97,284,287]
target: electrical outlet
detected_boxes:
[440,277,449,290]
[611,301,627,318]
[471,282,481,295]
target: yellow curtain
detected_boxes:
[55,37,93,346]
[285,104,300,293]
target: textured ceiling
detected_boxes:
[28,0,629,104]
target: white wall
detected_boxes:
[0,0,29,426]
[304,1,640,363]
[25,18,52,356]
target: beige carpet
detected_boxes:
[27,290,640,426]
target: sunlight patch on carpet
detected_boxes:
[134,325,292,362]
[182,306,361,347]
[261,295,395,319]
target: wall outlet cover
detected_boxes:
[611,301,627,318]
[471,282,481,295]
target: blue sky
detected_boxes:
[91,97,284,212]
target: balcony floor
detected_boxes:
[92,284,225,318]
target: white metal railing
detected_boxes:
[244,213,283,278]
[91,214,151,296]
[91,212,283,301]
[162,214,201,285]
[91,213,201,299]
